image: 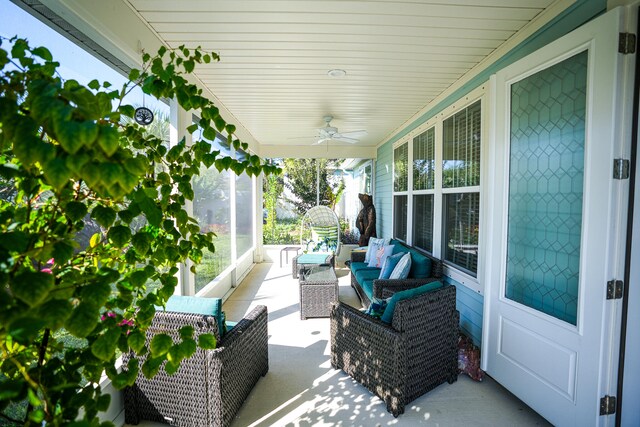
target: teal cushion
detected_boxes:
[389,239,432,279]
[225,320,238,332]
[298,253,332,264]
[355,269,381,286]
[360,279,375,300]
[164,295,225,337]
[379,252,404,279]
[380,281,444,324]
[350,261,378,275]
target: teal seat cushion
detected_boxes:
[298,253,332,264]
[380,281,444,324]
[360,279,375,300]
[389,239,432,279]
[355,269,381,288]
[350,261,378,275]
[164,295,225,337]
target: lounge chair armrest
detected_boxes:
[350,250,366,263]
[372,277,441,299]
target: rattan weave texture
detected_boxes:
[330,285,459,417]
[124,305,269,426]
[299,266,339,319]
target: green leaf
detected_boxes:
[53,240,75,264]
[54,120,99,155]
[138,197,162,227]
[141,356,163,378]
[128,69,140,81]
[198,333,217,349]
[97,125,120,157]
[65,302,99,338]
[127,330,146,353]
[8,317,46,344]
[178,338,197,359]
[119,104,135,118]
[65,201,88,221]
[150,333,172,357]
[186,123,199,134]
[213,116,226,132]
[96,394,111,412]
[32,46,53,61]
[131,232,152,256]
[91,328,121,361]
[37,299,73,329]
[0,378,25,400]
[87,79,100,90]
[225,124,236,134]
[79,282,112,308]
[89,232,102,248]
[43,157,70,190]
[107,225,131,247]
[11,271,54,306]
[91,206,117,228]
[179,325,194,340]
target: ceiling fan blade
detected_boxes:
[333,136,359,144]
[313,138,331,145]
[338,130,367,138]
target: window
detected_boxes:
[412,127,436,252]
[393,143,408,241]
[391,97,482,278]
[235,151,254,258]
[442,101,481,274]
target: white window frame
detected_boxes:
[391,85,488,294]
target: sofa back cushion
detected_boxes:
[380,281,444,324]
[389,239,432,278]
[164,295,225,337]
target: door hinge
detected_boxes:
[613,159,630,179]
[600,395,617,415]
[606,280,624,300]
[619,33,636,54]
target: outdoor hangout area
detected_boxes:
[1,1,639,427]
[123,247,549,426]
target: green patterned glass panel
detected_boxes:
[505,51,587,325]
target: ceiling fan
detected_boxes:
[313,115,367,145]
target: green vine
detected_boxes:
[0,37,280,426]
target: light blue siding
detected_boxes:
[375,143,392,238]
[444,276,484,347]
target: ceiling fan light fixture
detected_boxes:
[327,69,346,78]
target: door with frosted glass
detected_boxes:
[483,7,631,426]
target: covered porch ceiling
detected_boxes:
[26,0,574,158]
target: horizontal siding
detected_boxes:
[445,276,484,348]
[375,143,393,238]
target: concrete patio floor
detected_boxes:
[129,251,551,427]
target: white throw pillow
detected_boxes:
[389,253,412,279]
[364,237,390,264]
[367,244,395,268]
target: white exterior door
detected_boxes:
[483,7,633,426]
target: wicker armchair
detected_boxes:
[330,284,459,417]
[124,305,269,427]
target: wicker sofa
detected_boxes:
[124,304,269,427]
[330,284,459,417]
[350,239,443,307]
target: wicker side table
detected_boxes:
[299,265,339,319]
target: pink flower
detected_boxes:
[118,319,134,327]
[41,258,55,274]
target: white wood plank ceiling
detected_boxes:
[126,0,558,151]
